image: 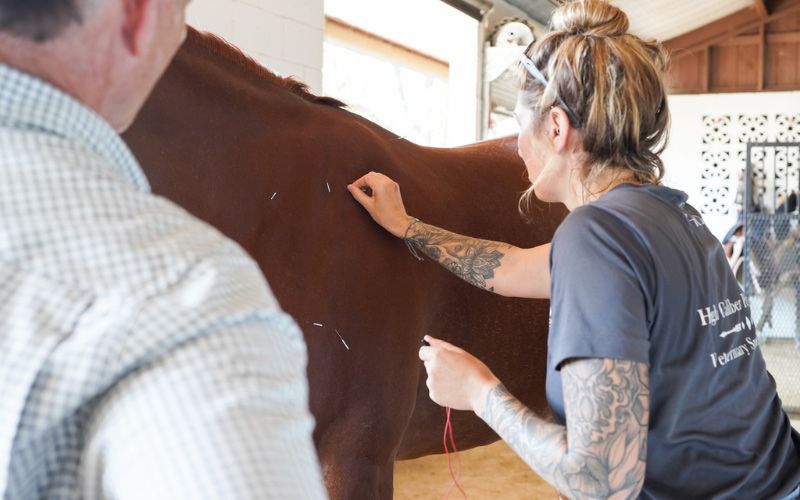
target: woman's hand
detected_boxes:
[418,335,500,413]
[347,172,412,238]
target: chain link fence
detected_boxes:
[743,142,800,415]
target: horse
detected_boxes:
[122,27,566,499]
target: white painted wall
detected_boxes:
[186,0,324,92]
[324,0,480,146]
[662,92,800,240]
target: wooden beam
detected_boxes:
[767,0,800,15]
[753,0,769,17]
[757,24,766,90]
[717,35,760,46]
[768,32,800,43]
[713,33,800,46]
[665,8,757,53]
[668,1,800,61]
[771,0,800,11]
[438,0,488,20]
[766,82,800,90]
[325,17,449,69]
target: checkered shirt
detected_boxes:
[0,64,327,500]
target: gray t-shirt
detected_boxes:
[546,183,800,499]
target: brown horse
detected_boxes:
[122,27,565,499]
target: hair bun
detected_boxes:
[550,0,629,37]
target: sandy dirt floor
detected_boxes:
[394,441,555,499]
[761,339,800,412]
[394,399,799,500]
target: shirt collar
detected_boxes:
[609,182,690,204]
[0,63,150,192]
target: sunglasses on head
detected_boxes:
[519,53,582,129]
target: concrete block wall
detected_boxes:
[186,0,324,92]
[662,91,800,240]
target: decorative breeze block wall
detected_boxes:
[699,113,799,215]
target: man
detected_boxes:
[0,1,326,498]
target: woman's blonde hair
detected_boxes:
[518,0,670,215]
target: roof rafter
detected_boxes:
[667,0,800,61]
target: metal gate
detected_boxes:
[743,142,800,414]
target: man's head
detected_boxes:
[0,0,191,131]
[0,0,87,42]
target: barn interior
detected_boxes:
[180,0,800,497]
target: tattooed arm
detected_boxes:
[403,220,551,297]
[347,171,551,298]
[477,358,650,500]
[419,338,650,498]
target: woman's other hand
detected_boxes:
[347,172,412,238]
[418,335,500,413]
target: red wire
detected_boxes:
[442,406,467,500]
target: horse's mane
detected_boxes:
[187,27,345,108]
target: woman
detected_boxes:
[346,1,800,498]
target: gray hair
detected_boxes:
[0,0,102,43]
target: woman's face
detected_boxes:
[514,102,571,205]
[515,104,539,183]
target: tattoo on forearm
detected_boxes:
[479,359,649,500]
[406,223,510,291]
[479,384,568,488]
